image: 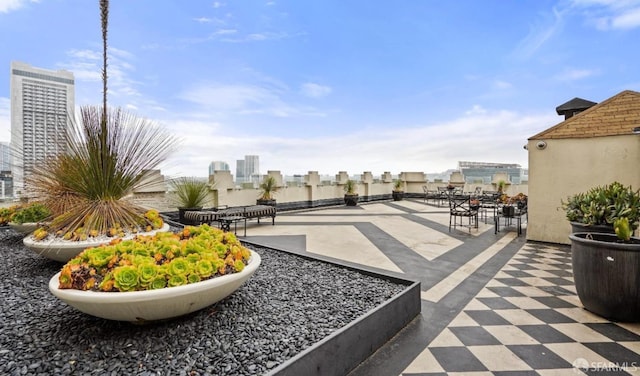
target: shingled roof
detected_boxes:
[530,90,640,140]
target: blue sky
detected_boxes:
[1,0,640,178]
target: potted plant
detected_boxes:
[0,205,19,227]
[257,176,279,206]
[562,181,639,234]
[392,179,405,201]
[49,224,261,321]
[22,0,176,262]
[170,177,211,223]
[9,202,51,234]
[566,182,640,322]
[344,179,359,206]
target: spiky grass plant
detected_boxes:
[170,177,211,209]
[258,176,279,200]
[24,0,178,239]
[28,106,177,238]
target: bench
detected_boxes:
[184,205,277,227]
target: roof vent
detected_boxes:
[555,97,597,120]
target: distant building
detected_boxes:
[458,161,527,184]
[0,142,10,172]
[208,161,229,176]
[0,170,12,199]
[235,155,260,184]
[235,159,245,183]
[244,155,259,184]
[10,61,75,196]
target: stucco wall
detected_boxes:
[527,135,640,245]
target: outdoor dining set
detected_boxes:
[423,186,528,235]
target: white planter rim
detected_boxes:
[49,251,260,303]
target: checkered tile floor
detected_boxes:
[403,242,640,375]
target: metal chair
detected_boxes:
[448,194,479,232]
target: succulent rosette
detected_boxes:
[57,224,252,292]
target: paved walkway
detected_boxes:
[240,200,640,376]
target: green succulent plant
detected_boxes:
[11,202,51,224]
[58,224,251,292]
[562,181,640,240]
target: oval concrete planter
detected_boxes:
[570,232,640,322]
[49,250,261,322]
[23,224,171,263]
[9,222,40,234]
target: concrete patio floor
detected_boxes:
[239,199,640,376]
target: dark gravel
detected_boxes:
[0,227,406,375]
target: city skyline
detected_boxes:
[1,1,640,178]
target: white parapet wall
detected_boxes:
[131,170,528,212]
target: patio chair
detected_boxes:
[448,194,479,232]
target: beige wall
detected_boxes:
[527,134,640,245]
[131,170,529,213]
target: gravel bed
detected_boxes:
[0,227,407,375]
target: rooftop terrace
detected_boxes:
[4,199,640,375]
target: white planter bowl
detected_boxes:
[9,222,40,234]
[49,250,261,322]
[23,224,170,262]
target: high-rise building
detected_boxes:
[234,155,260,184]
[208,160,229,176]
[0,142,10,172]
[10,61,75,196]
[235,159,245,183]
[244,155,259,184]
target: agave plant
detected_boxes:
[25,0,178,239]
[170,177,211,209]
[258,176,279,201]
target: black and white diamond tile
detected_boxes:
[402,243,640,375]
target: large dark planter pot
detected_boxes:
[502,206,515,217]
[178,207,202,224]
[256,199,276,207]
[344,194,359,206]
[569,232,640,322]
[570,221,615,234]
[392,191,405,201]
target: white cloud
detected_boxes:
[179,83,325,118]
[493,80,513,90]
[194,17,212,23]
[212,2,225,8]
[555,68,598,81]
[300,83,332,98]
[0,0,37,13]
[465,105,487,115]
[159,106,557,178]
[611,7,640,28]
[570,0,640,30]
[513,7,565,59]
[59,46,142,106]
